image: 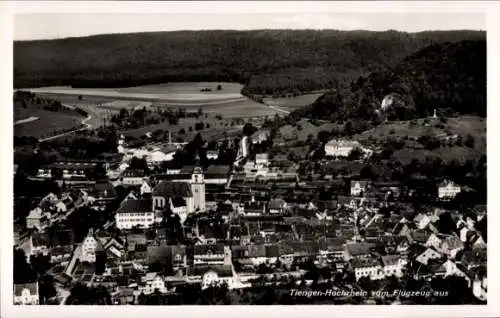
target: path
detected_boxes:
[14,116,39,126]
[262,101,291,115]
[38,114,92,142]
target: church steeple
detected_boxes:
[195,151,201,166]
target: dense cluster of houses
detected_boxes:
[14,130,486,305]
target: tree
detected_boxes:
[242,123,258,136]
[465,134,476,148]
[129,157,148,171]
[347,147,363,161]
[317,130,331,144]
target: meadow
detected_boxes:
[28,82,281,119]
[14,109,85,139]
[263,93,324,112]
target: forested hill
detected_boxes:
[290,39,486,122]
[14,30,484,96]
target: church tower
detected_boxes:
[191,154,206,212]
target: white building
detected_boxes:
[438,180,462,200]
[381,255,406,278]
[13,283,39,305]
[81,228,103,263]
[122,170,147,186]
[353,259,384,281]
[115,199,155,230]
[201,267,235,290]
[416,248,442,265]
[325,140,362,157]
[350,181,371,197]
[206,150,220,160]
[255,153,269,166]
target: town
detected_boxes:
[13,106,487,305]
[11,13,487,307]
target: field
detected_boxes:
[29,82,282,120]
[354,116,486,163]
[119,114,244,142]
[14,97,86,139]
[277,119,342,143]
[263,93,324,112]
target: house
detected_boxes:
[352,258,383,281]
[140,180,152,196]
[115,199,155,230]
[325,139,362,157]
[381,255,406,278]
[416,248,442,266]
[255,153,270,166]
[205,165,231,185]
[26,208,43,230]
[350,181,371,197]
[201,266,235,290]
[414,213,439,230]
[13,282,39,305]
[438,180,461,200]
[441,235,465,258]
[206,150,220,160]
[81,229,104,263]
[268,198,288,214]
[122,169,147,186]
[392,222,411,237]
[441,260,471,286]
[49,245,74,266]
[146,244,187,271]
[139,274,168,295]
[471,266,487,301]
[86,182,117,205]
[344,242,374,261]
[193,244,230,266]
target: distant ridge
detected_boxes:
[14,29,485,97]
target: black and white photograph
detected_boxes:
[1,1,499,317]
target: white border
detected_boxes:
[1,2,499,318]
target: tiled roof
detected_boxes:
[381,255,400,267]
[116,199,152,213]
[152,181,192,198]
[206,165,231,176]
[89,182,117,198]
[352,258,380,268]
[194,244,225,256]
[246,244,266,258]
[345,242,374,256]
[188,265,233,277]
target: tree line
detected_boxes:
[14,30,484,97]
[292,40,486,123]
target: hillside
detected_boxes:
[14,30,484,96]
[294,39,486,121]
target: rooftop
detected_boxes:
[116,199,152,213]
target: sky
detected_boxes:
[14,12,486,41]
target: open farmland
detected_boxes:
[14,109,85,139]
[27,82,282,119]
[263,93,324,112]
[354,116,486,163]
[119,114,244,142]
